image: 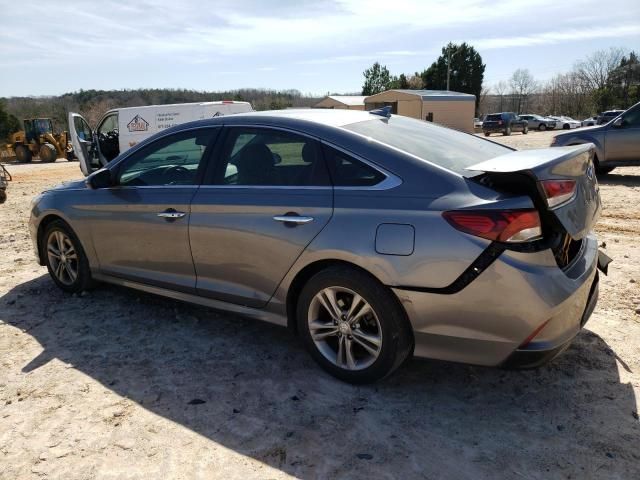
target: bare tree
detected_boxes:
[576,47,625,91]
[510,69,537,113]
[493,81,507,111]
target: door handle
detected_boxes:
[157,209,186,219]
[273,215,314,224]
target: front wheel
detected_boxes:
[484,131,490,137]
[297,267,413,384]
[39,143,57,163]
[539,124,547,131]
[43,220,95,293]
[15,145,32,163]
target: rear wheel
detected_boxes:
[539,124,547,131]
[297,267,413,384]
[39,143,57,163]
[484,132,490,137]
[15,145,32,163]
[43,220,95,293]
[563,123,570,130]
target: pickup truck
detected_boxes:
[551,101,640,174]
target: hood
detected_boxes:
[43,178,87,193]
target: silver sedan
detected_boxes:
[29,109,606,383]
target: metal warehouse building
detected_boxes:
[364,89,476,133]
[312,95,366,110]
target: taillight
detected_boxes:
[443,209,542,243]
[541,179,576,208]
[498,120,503,125]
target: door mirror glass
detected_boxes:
[86,168,113,189]
[613,117,623,128]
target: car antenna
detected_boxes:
[369,106,392,118]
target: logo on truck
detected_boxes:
[127,115,149,132]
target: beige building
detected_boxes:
[364,90,476,133]
[313,95,366,110]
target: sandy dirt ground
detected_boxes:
[1,130,639,479]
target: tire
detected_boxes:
[563,124,570,130]
[15,145,32,163]
[297,266,413,384]
[39,143,57,163]
[66,151,77,161]
[484,132,490,137]
[504,127,511,136]
[0,190,6,204]
[523,126,528,134]
[42,220,95,293]
[593,155,615,175]
[539,124,547,131]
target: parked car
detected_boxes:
[482,112,528,136]
[552,101,640,174]
[69,101,253,176]
[519,114,557,131]
[597,110,625,125]
[549,116,581,129]
[582,116,598,127]
[31,109,605,383]
[473,117,483,130]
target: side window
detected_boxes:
[621,106,640,128]
[323,145,386,187]
[74,116,92,141]
[215,128,329,186]
[98,114,118,134]
[117,129,217,187]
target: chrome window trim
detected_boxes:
[320,140,403,191]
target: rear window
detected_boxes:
[485,114,502,121]
[343,116,511,176]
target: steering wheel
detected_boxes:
[165,165,191,184]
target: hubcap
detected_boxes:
[308,286,382,371]
[46,230,78,286]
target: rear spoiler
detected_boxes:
[466,144,594,174]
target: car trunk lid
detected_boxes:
[467,144,600,240]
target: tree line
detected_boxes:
[362,45,639,118]
[0,88,321,137]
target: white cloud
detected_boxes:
[470,24,640,50]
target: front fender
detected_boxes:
[29,194,99,269]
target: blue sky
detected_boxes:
[1,0,639,97]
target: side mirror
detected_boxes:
[612,117,623,128]
[86,168,113,189]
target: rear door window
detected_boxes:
[213,128,330,187]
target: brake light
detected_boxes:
[541,179,576,208]
[443,210,542,243]
[497,120,503,125]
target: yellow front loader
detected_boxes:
[1,118,75,163]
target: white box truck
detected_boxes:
[68,101,253,176]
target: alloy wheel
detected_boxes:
[307,286,382,370]
[47,230,78,286]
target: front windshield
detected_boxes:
[343,116,511,177]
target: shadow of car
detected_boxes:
[2,275,638,478]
